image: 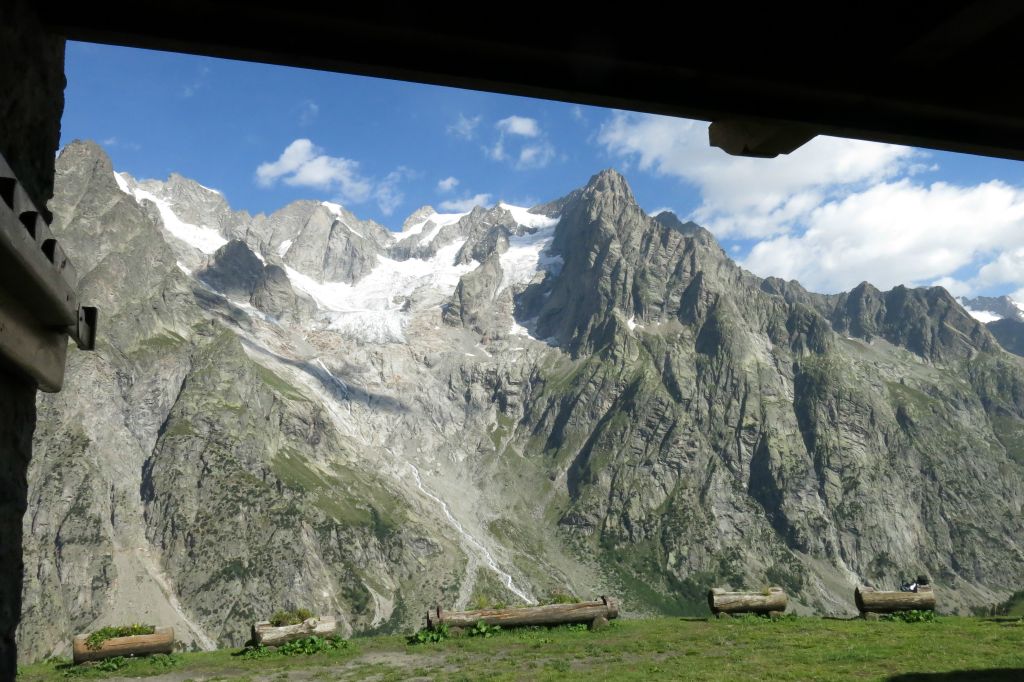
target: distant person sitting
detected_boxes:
[898,574,930,592]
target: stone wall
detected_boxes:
[0,379,37,675]
[0,0,65,675]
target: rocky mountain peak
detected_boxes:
[402,205,437,231]
[583,168,635,200]
[959,295,1024,322]
[196,240,264,299]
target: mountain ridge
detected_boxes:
[18,140,1024,662]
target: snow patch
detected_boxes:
[176,262,191,276]
[497,213,563,293]
[397,209,469,242]
[627,316,640,331]
[127,185,228,254]
[113,171,131,194]
[284,240,477,343]
[196,182,221,195]
[509,319,532,337]
[498,202,559,230]
[321,201,344,217]
[278,239,293,257]
[963,306,1002,323]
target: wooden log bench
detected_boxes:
[708,587,787,616]
[855,585,935,616]
[426,596,619,631]
[72,627,174,664]
[252,616,340,647]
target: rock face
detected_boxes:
[18,145,1024,662]
[197,240,265,298]
[960,295,1024,322]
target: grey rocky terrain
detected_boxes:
[17,141,1024,661]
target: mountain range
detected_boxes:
[17,141,1024,661]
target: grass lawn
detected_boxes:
[17,616,1024,681]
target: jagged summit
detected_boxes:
[583,168,635,199]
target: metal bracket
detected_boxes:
[0,152,97,391]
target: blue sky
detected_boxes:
[62,42,1024,300]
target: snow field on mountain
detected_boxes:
[285,240,477,343]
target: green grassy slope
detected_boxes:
[19,616,1024,681]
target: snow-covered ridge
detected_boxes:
[113,168,562,344]
[113,171,228,254]
[397,209,469,243]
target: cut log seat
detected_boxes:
[708,587,788,615]
[72,627,174,664]
[855,585,935,614]
[426,596,619,630]
[252,616,340,646]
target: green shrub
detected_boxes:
[84,624,155,650]
[269,608,314,627]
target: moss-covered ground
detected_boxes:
[18,616,1024,681]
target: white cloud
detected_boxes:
[487,139,507,162]
[496,115,541,138]
[598,112,918,239]
[485,116,555,170]
[299,100,319,126]
[256,139,410,213]
[447,114,481,140]
[741,179,1024,293]
[649,207,674,216]
[374,168,413,216]
[102,136,118,146]
[518,143,555,169]
[437,176,459,192]
[439,193,492,212]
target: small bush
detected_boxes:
[542,592,582,605]
[84,624,155,650]
[408,623,450,645]
[269,608,314,627]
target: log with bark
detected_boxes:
[426,596,619,630]
[707,587,787,615]
[252,616,339,647]
[855,585,936,614]
[72,627,174,664]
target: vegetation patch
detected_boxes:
[255,364,307,401]
[882,609,937,623]
[467,621,502,638]
[84,624,155,650]
[240,635,348,659]
[408,623,450,645]
[990,415,1024,466]
[269,608,314,627]
[997,589,1024,617]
